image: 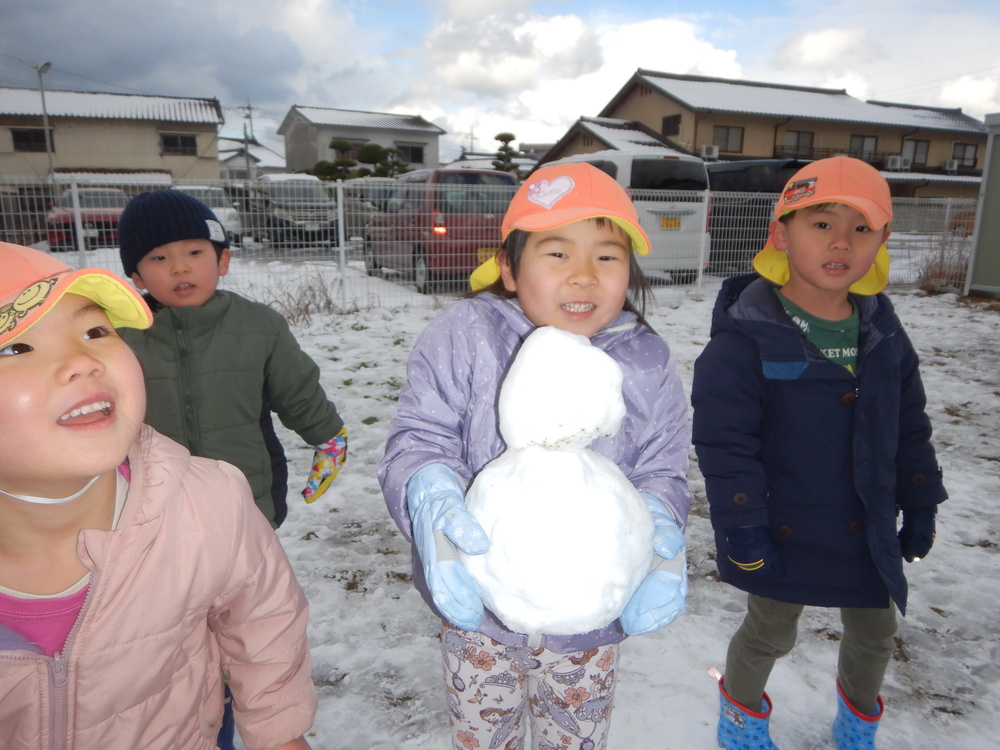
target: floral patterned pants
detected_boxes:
[440,622,619,750]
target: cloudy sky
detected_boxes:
[2,0,999,162]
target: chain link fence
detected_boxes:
[0,175,979,312]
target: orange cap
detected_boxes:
[469,162,651,291]
[753,156,892,294]
[0,242,152,346]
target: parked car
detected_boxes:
[251,174,337,248]
[171,185,242,244]
[341,176,396,241]
[706,158,813,273]
[46,187,128,252]
[540,150,711,284]
[364,168,518,293]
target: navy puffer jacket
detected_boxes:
[692,275,946,614]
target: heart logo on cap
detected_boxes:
[527,176,575,209]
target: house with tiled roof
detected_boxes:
[278,105,445,172]
[547,70,988,198]
[0,88,225,181]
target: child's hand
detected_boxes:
[621,492,688,635]
[407,464,489,630]
[725,526,781,575]
[301,427,347,504]
[898,506,937,562]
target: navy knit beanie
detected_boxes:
[118,190,230,277]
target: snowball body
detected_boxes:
[460,326,654,635]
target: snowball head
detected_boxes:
[461,447,654,635]
[499,326,626,450]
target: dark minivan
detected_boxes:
[707,158,812,273]
[364,168,518,294]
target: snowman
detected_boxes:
[460,325,654,635]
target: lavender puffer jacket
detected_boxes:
[378,293,691,652]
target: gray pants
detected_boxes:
[725,593,897,715]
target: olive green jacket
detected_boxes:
[120,290,343,523]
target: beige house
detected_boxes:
[278,105,445,173]
[0,88,225,181]
[545,70,987,198]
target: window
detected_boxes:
[11,128,52,153]
[849,135,877,160]
[396,144,424,164]
[662,115,681,137]
[161,133,198,156]
[713,126,744,153]
[902,139,929,165]
[952,143,977,167]
[783,130,814,158]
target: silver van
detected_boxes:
[539,150,711,283]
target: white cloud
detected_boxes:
[771,27,883,70]
[939,75,1000,116]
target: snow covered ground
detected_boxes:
[83,248,1000,749]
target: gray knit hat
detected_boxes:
[118,190,230,277]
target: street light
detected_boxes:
[18,58,55,180]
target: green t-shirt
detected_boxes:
[776,290,860,374]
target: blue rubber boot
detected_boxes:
[832,679,883,750]
[718,678,780,750]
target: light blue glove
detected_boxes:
[621,492,688,636]
[406,464,490,631]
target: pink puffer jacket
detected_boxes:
[0,427,315,750]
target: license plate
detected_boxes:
[83,228,100,238]
[305,223,319,231]
[660,217,681,230]
[477,247,498,264]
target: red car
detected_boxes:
[46,187,128,251]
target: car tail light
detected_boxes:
[432,209,447,236]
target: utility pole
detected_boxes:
[18,58,54,181]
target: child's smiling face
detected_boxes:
[499,218,631,338]
[0,293,146,499]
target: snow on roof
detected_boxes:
[53,172,174,185]
[881,171,980,184]
[620,71,987,134]
[0,87,224,124]
[576,117,688,153]
[219,143,286,170]
[282,106,446,135]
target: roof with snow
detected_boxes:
[0,87,224,124]
[603,71,987,135]
[219,142,286,170]
[575,117,690,152]
[540,117,691,165]
[279,105,446,135]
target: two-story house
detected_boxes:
[278,105,445,173]
[0,88,225,181]
[544,70,987,198]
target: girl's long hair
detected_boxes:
[471,219,654,329]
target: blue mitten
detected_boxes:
[725,526,780,575]
[621,492,688,636]
[899,506,937,562]
[407,464,489,630]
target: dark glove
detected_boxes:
[899,506,937,562]
[725,526,780,575]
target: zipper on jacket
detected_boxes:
[172,313,201,454]
[49,651,69,750]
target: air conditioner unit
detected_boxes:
[945,159,960,173]
[901,157,912,170]
[887,155,903,171]
[699,144,720,160]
